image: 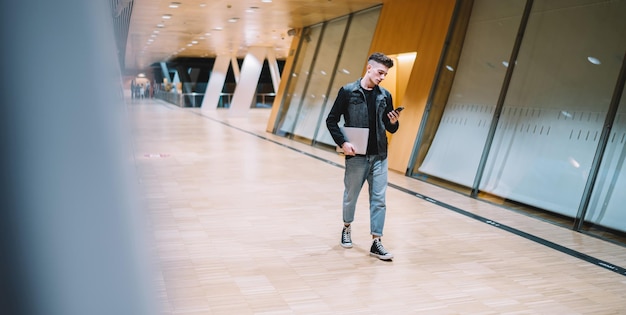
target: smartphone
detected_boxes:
[395,106,405,113]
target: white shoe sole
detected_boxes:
[370,252,393,260]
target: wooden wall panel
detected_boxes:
[370,0,457,173]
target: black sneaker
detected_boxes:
[341,225,352,248]
[370,238,393,260]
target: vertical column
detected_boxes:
[229,46,267,116]
[266,28,303,133]
[266,49,281,93]
[0,0,155,315]
[201,54,231,110]
[231,56,241,84]
[159,62,170,83]
[172,71,181,93]
[175,66,192,94]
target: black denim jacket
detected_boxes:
[326,79,399,159]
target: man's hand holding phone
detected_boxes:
[388,106,404,124]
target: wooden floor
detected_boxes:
[129,98,626,315]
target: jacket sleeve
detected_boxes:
[326,87,348,146]
[383,92,399,133]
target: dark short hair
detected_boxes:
[368,52,394,68]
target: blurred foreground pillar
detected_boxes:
[0,1,157,315]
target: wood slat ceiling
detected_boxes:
[125,0,383,71]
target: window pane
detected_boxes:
[481,0,626,217]
[276,24,323,135]
[418,0,526,186]
[315,7,381,146]
[587,70,626,233]
[292,17,349,140]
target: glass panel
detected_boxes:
[587,89,626,235]
[315,7,381,146]
[587,64,626,234]
[276,24,323,136]
[408,0,471,180]
[480,0,626,218]
[292,17,349,141]
[418,0,526,186]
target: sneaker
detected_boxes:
[370,238,393,260]
[341,225,352,248]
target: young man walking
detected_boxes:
[325,52,401,261]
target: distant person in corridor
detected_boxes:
[325,52,401,261]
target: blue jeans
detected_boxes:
[343,155,388,236]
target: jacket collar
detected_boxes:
[348,78,382,94]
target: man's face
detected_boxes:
[366,61,389,86]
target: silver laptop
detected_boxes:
[340,127,369,155]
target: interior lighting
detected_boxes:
[169,2,180,8]
[157,23,165,28]
[587,56,601,65]
[162,14,172,19]
[502,61,509,67]
[228,17,239,23]
[445,65,454,71]
[261,0,272,3]
[396,52,416,62]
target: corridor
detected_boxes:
[130,98,626,314]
